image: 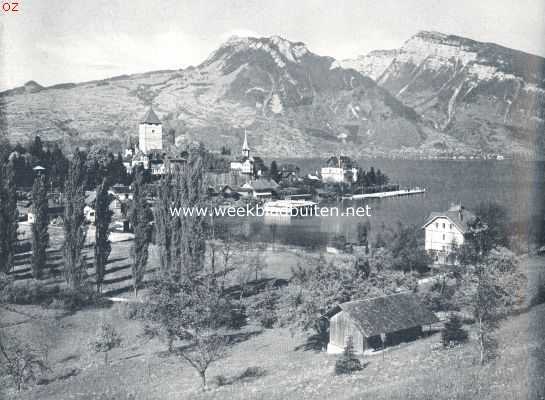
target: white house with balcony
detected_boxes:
[422,205,478,264]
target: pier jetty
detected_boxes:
[341,187,426,200]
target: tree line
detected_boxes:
[0,136,129,190]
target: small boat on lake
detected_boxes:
[263,199,318,217]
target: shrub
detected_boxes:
[335,336,363,375]
[0,280,107,311]
[246,286,278,328]
[0,272,13,293]
[120,301,143,320]
[89,322,122,365]
[15,241,32,254]
[441,315,468,347]
[238,366,266,379]
[47,285,109,311]
[212,374,229,387]
[212,367,266,387]
[0,281,60,305]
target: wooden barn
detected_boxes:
[327,292,439,354]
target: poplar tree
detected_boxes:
[31,174,49,279]
[154,155,206,283]
[153,171,175,276]
[0,161,18,273]
[173,155,206,282]
[269,161,279,182]
[63,150,87,289]
[130,166,152,296]
[0,169,7,273]
[94,178,112,293]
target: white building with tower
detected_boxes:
[138,106,163,153]
[321,155,359,184]
[123,106,164,173]
[230,131,255,175]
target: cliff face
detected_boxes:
[342,31,545,155]
[341,49,400,81]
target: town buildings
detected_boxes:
[240,179,279,200]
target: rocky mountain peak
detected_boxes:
[341,31,545,156]
[202,35,311,70]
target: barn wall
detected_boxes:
[329,312,365,353]
[367,326,424,350]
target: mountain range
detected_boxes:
[1,31,544,158]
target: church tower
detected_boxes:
[242,130,250,158]
[138,106,163,153]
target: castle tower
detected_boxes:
[138,106,163,154]
[242,130,250,158]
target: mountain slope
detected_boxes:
[0,35,460,158]
[341,31,545,156]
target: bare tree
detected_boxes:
[219,232,235,292]
[143,273,232,391]
[0,333,50,392]
[249,244,266,281]
[470,263,500,364]
[457,247,522,364]
[236,263,254,302]
[178,332,227,390]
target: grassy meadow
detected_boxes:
[1,224,544,399]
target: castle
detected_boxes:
[138,107,163,153]
[123,106,165,174]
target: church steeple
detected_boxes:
[242,130,250,158]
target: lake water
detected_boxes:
[219,159,545,249]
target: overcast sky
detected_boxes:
[1,0,544,90]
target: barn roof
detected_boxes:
[337,292,438,338]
